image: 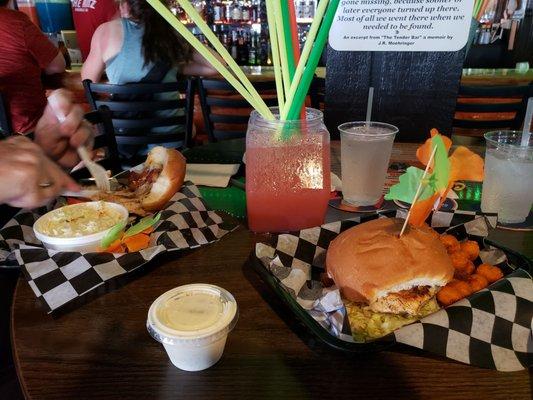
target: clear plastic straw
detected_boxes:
[521,97,533,147]
[366,87,374,126]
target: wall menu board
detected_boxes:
[329,0,473,52]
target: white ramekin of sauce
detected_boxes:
[147,284,238,371]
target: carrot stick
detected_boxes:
[101,239,124,253]
[123,234,151,253]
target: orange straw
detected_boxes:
[287,0,305,119]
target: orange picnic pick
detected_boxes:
[407,129,484,226]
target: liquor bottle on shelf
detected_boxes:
[211,24,218,43]
[242,1,250,23]
[173,2,189,23]
[231,29,238,60]
[248,31,257,65]
[225,2,233,23]
[259,30,269,65]
[251,0,259,23]
[222,30,230,50]
[238,30,249,65]
[193,0,206,19]
[218,25,229,48]
[266,41,272,66]
[232,1,242,22]
[213,1,224,23]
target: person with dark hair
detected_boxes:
[0,0,66,134]
[81,0,216,155]
[81,0,216,84]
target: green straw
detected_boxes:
[281,0,330,120]
[265,0,284,111]
[146,0,273,120]
[286,0,340,120]
[272,0,291,98]
[472,0,481,20]
[280,2,296,81]
[176,0,273,120]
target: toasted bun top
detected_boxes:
[325,218,454,304]
[141,147,186,211]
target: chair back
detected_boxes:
[71,106,122,181]
[0,91,12,137]
[83,79,194,149]
[309,76,326,111]
[453,84,532,136]
[198,78,278,142]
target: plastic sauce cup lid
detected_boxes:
[147,284,238,347]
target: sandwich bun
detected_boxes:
[326,218,454,306]
[141,147,186,211]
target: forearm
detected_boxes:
[182,63,219,77]
[44,52,66,75]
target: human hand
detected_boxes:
[0,136,79,208]
[34,89,95,168]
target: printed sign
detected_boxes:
[329,0,473,52]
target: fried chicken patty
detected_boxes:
[369,286,438,316]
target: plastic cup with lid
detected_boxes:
[147,284,238,371]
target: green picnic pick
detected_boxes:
[385,135,450,204]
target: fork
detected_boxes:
[47,94,111,192]
[76,145,111,192]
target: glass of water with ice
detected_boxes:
[481,131,533,224]
[338,121,398,206]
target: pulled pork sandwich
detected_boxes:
[325,217,454,341]
[92,147,186,215]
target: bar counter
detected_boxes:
[45,66,532,96]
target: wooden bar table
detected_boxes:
[11,143,532,400]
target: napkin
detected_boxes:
[185,164,240,188]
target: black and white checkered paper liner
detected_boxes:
[255,210,532,371]
[0,182,234,313]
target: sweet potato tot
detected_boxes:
[454,260,475,280]
[466,274,489,293]
[476,264,503,284]
[448,279,473,298]
[440,234,460,253]
[437,286,463,307]
[450,251,470,270]
[460,240,480,261]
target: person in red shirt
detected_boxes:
[71,0,119,61]
[0,0,66,134]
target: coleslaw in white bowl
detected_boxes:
[33,201,128,252]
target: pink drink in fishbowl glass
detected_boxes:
[246,107,331,232]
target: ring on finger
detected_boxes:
[38,181,55,189]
